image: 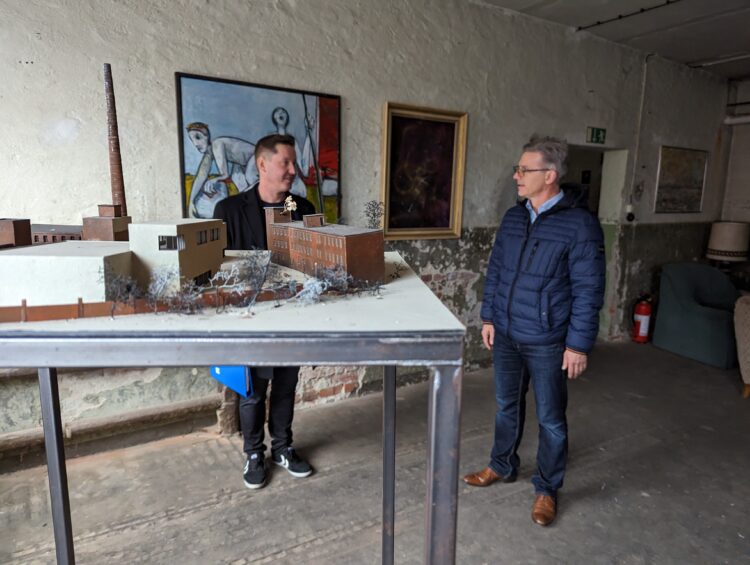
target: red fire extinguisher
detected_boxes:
[632,295,652,344]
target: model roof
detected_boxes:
[131,219,223,227]
[0,240,130,257]
[286,222,381,236]
[31,224,83,232]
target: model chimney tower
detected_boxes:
[82,63,132,241]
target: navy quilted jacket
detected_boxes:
[480,186,605,353]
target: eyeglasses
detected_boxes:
[512,166,552,177]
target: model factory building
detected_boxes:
[265,209,385,283]
[0,241,132,307]
[129,219,227,290]
[0,219,227,307]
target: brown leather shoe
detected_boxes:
[531,494,556,526]
[462,467,515,487]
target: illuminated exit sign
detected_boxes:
[586,127,606,144]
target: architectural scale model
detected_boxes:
[0,219,226,309]
[265,208,385,283]
[83,204,132,241]
[81,64,133,241]
[31,223,83,245]
[0,240,132,307]
[0,218,32,248]
[129,219,227,290]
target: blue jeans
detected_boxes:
[489,332,568,497]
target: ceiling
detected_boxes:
[479,0,750,81]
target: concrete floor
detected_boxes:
[1,342,749,564]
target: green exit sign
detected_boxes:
[586,127,606,144]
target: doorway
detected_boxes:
[565,145,629,225]
[564,145,605,215]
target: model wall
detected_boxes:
[0,249,132,307]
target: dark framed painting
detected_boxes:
[175,73,341,222]
[654,146,708,213]
[381,102,467,240]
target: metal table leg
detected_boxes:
[382,365,396,565]
[38,368,75,564]
[424,364,463,565]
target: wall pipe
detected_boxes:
[724,114,750,126]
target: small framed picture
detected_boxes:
[381,102,467,239]
[654,146,708,213]
[175,73,341,222]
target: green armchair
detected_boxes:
[652,262,739,369]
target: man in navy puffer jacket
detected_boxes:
[463,136,605,526]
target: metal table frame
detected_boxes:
[1,329,464,564]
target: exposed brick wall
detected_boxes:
[295,366,367,406]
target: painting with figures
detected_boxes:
[176,73,341,222]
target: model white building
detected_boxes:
[0,241,132,306]
[0,219,227,306]
[129,219,227,293]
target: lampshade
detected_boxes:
[706,222,750,262]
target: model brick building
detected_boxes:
[80,64,133,242]
[82,204,132,241]
[0,219,32,249]
[265,208,384,283]
[31,224,83,245]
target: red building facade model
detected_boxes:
[265,208,384,283]
[0,219,32,249]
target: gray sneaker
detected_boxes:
[272,447,313,478]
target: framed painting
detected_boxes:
[175,73,341,222]
[654,146,708,213]
[381,102,467,240]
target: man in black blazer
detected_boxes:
[214,134,316,489]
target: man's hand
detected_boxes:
[562,349,587,379]
[481,323,495,350]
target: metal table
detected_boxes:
[0,253,465,564]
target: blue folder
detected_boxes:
[210,366,253,397]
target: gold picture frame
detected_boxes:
[380,102,467,240]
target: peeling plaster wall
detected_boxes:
[599,223,620,340]
[387,228,496,369]
[0,0,731,438]
[609,223,712,339]
[0,367,218,434]
[600,57,729,339]
[626,58,729,225]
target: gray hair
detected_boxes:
[522,135,568,180]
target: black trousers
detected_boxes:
[239,366,299,458]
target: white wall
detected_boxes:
[722,79,750,222]
[627,57,729,224]
[722,124,750,222]
[0,0,728,229]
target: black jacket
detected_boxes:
[213,185,316,250]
